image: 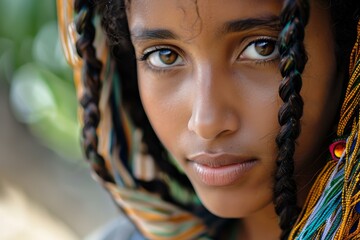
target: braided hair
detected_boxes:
[72,0,359,238]
[74,0,113,182]
[273,1,309,239]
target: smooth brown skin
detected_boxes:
[127,0,341,239]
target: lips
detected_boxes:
[187,153,257,187]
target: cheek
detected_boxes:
[137,70,190,154]
[295,4,341,170]
[233,66,282,151]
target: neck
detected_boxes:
[234,203,280,240]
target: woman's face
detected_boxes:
[127,0,341,217]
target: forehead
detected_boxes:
[127,0,283,36]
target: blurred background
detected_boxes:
[0,0,118,239]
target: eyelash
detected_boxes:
[252,55,279,66]
[139,46,178,61]
[139,50,154,62]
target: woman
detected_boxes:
[58,0,360,239]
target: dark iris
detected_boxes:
[159,49,178,65]
[254,41,276,56]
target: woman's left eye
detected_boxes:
[142,48,184,68]
[239,38,279,62]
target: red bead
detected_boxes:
[329,140,346,161]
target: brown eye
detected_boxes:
[146,47,184,68]
[254,41,276,56]
[159,49,178,65]
[240,38,279,62]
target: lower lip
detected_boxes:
[190,160,257,187]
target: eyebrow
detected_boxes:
[132,29,179,42]
[220,15,281,35]
[131,15,281,42]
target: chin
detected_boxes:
[193,184,274,219]
[201,199,247,218]
[195,190,254,218]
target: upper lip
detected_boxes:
[187,152,255,168]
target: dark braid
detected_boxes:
[74,0,113,182]
[274,0,310,239]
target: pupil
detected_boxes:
[159,49,177,64]
[254,41,275,56]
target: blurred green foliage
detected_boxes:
[0,0,82,160]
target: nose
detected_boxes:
[187,66,239,140]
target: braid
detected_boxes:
[274,0,310,239]
[74,0,113,182]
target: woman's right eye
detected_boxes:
[141,48,184,69]
[239,38,279,62]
